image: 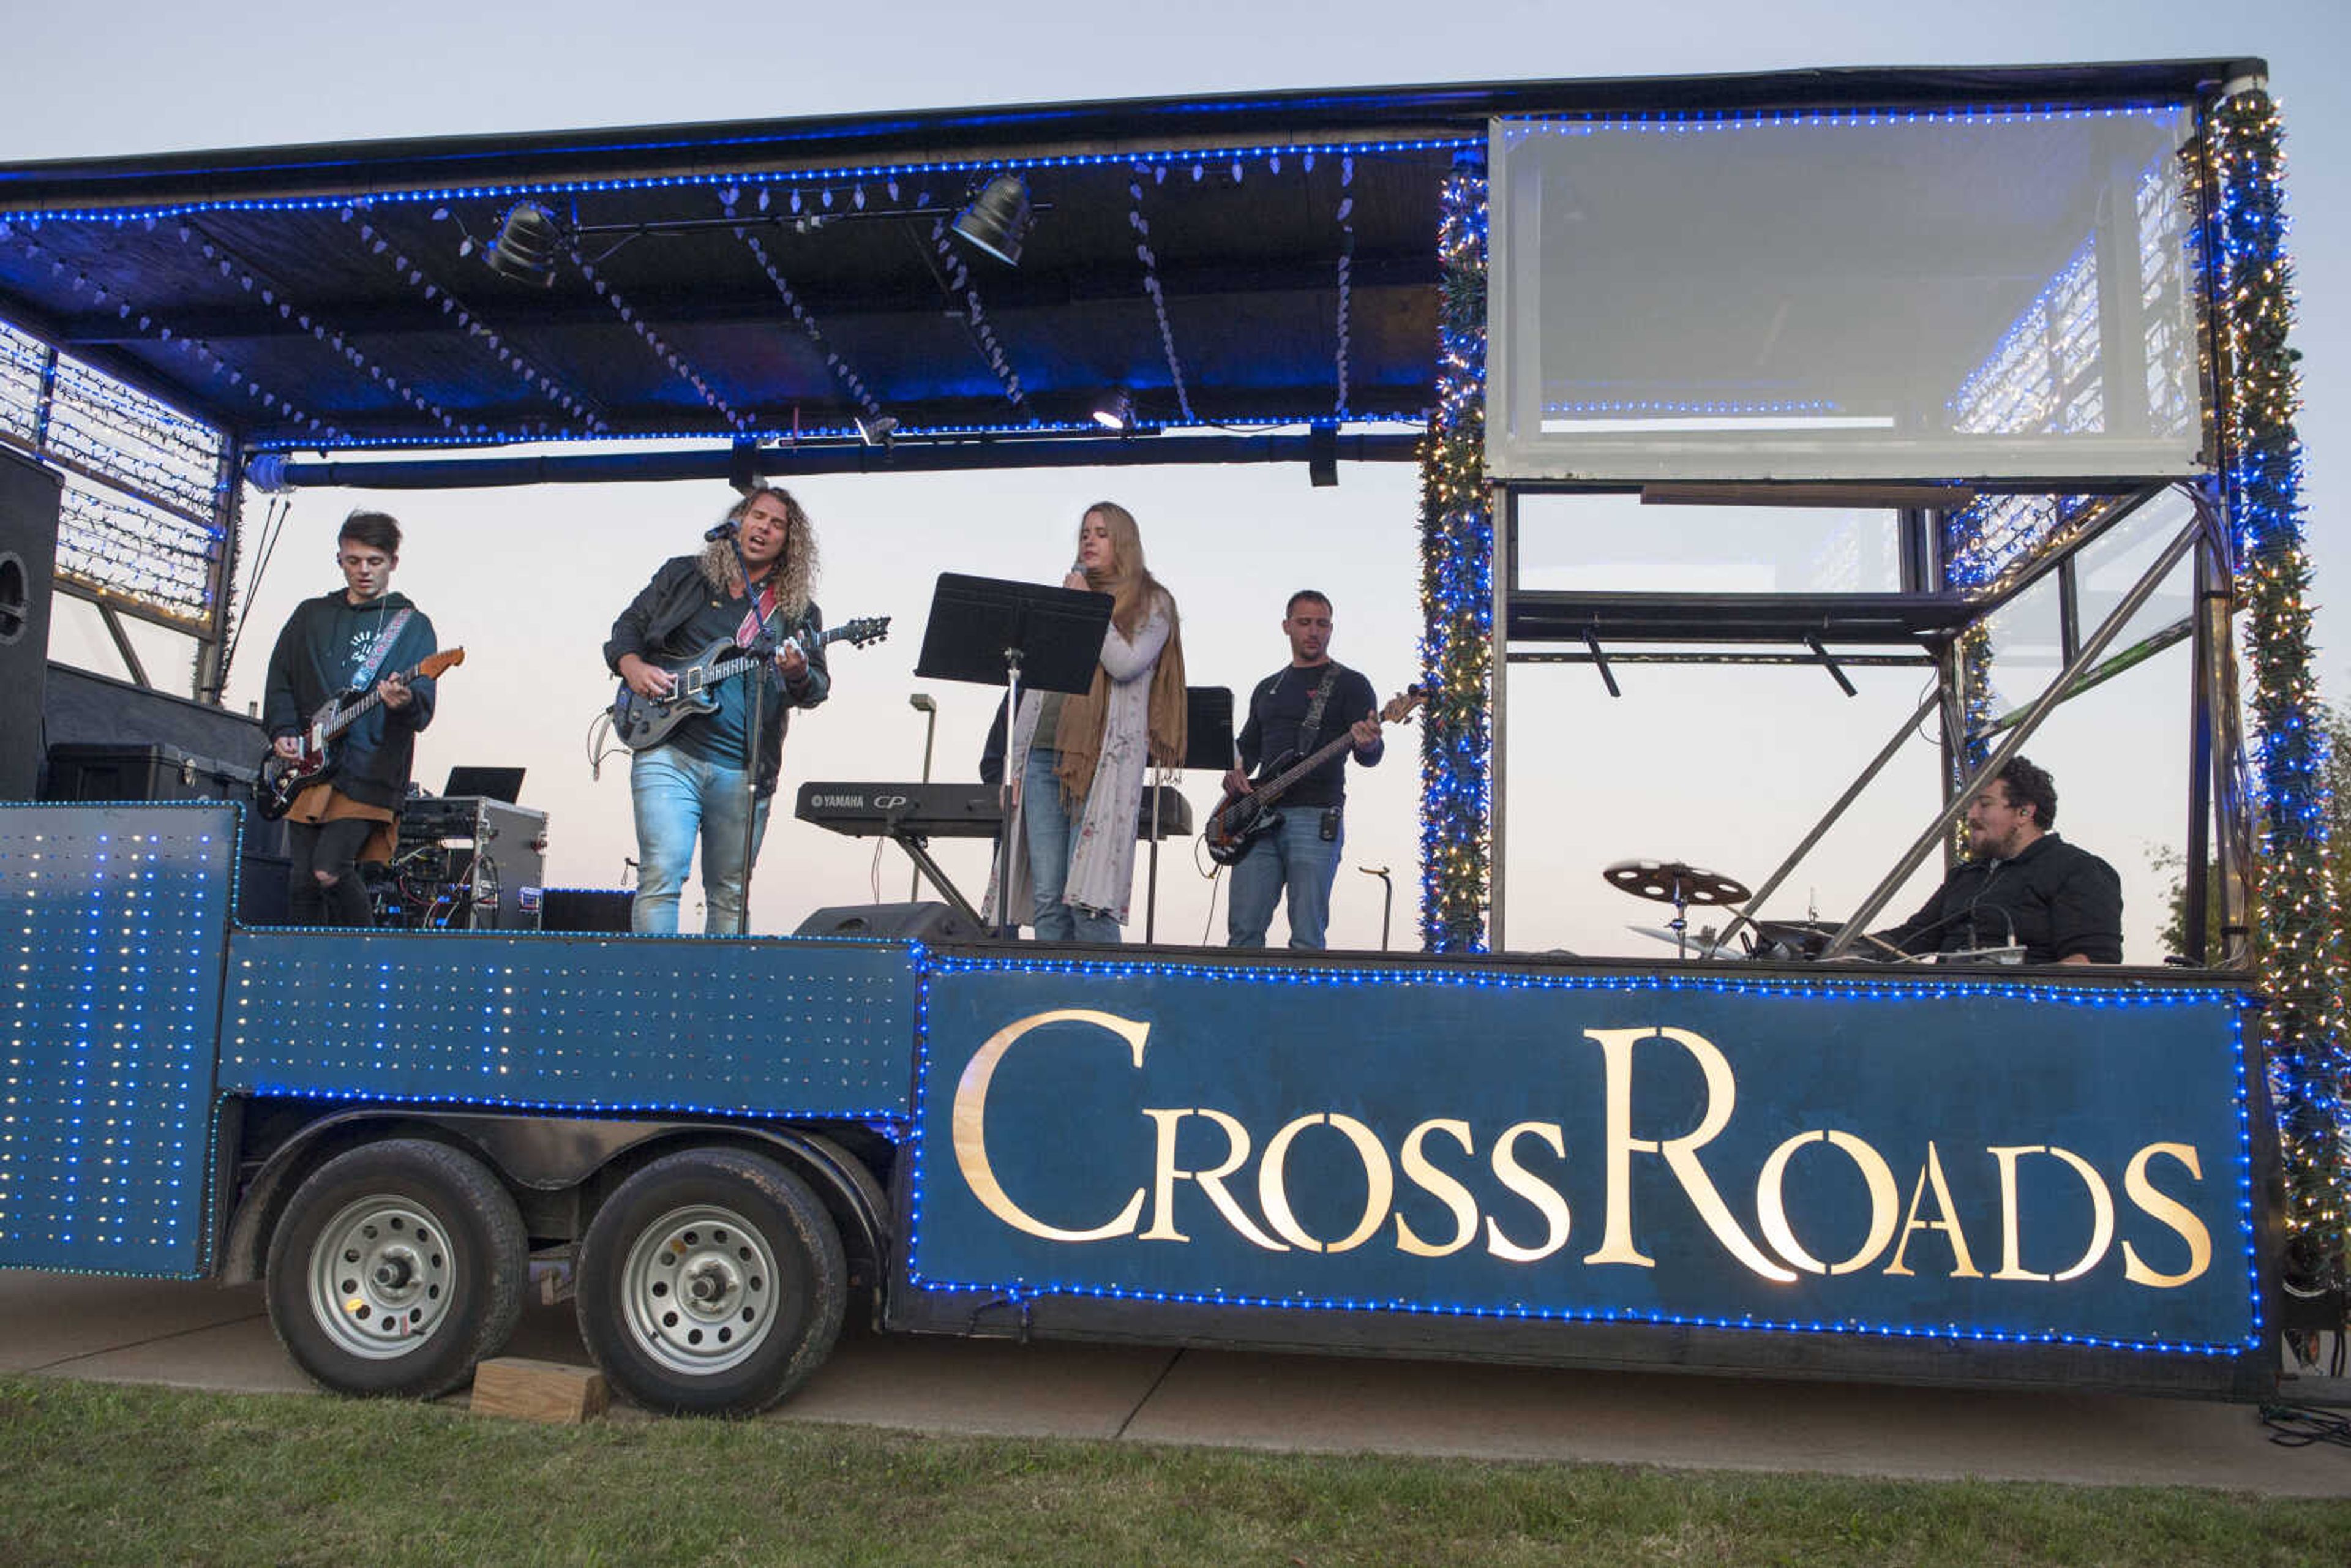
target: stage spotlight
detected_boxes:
[855,415,899,447]
[484,201,562,286]
[1090,389,1134,431]
[951,174,1033,266]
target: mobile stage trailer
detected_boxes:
[0,803,2271,1411]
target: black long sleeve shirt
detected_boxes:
[1878,833,2124,964]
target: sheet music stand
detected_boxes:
[914,573,1112,932]
[1139,686,1235,943]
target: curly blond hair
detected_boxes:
[698,486,819,618]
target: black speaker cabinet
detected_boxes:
[792,901,983,943]
[541,888,636,933]
[0,448,62,800]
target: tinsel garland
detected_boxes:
[2203,89,2349,1296]
[1415,164,1493,953]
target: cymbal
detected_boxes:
[1602,858,1752,907]
[1624,923,1740,959]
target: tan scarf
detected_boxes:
[1053,599,1187,806]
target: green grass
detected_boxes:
[1,1376,2345,1566]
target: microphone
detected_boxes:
[705,519,741,542]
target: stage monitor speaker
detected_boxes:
[793,901,982,944]
[541,888,636,933]
[0,448,62,800]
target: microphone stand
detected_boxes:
[732,531,781,937]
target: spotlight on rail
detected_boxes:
[951,174,1033,266]
[1090,389,1134,432]
[484,201,563,287]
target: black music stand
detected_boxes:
[914,574,1111,932]
[1139,686,1235,943]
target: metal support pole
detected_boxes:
[2185,547,2218,964]
[1821,509,2205,960]
[1490,484,1512,953]
[1711,686,1940,954]
[908,692,937,902]
[1360,865,1394,951]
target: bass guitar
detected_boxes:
[610,615,891,752]
[253,647,467,820]
[1204,685,1424,866]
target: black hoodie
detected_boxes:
[261,589,438,809]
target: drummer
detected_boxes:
[1873,757,2122,965]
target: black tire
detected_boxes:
[263,1138,527,1399]
[575,1148,846,1416]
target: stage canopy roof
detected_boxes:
[0,59,2257,478]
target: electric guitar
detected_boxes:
[1204,685,1425,866]
[610,615,891,752]
[253,647,467,820]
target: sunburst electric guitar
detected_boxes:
[253,647,467,820]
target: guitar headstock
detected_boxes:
[836,616,891,648]
[1381,684,1427,726]
[418,647,466,679]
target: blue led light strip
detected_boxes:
[1416,163,1492,954]
[2,137,1482,227]
[240,410,1431,453]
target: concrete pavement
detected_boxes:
[4,1270,2347,1496]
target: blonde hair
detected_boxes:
[1080,501,1175,637]
[698,485,819,617]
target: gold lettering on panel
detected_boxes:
[1577,1026,1798,1283]
[1484,1121,1573,1263]
[1986,1146,2052,1282]
[2043,1147,2117,1283]
[1755,1130,1899,1276]
[1139,1108,1288,1249]
[1884,1141,1984,1278]
[2121,1142,2213,1288]
[1395,1119,1480,1259]
[950,1008,1146,1243]
[1257,1114,1395,1254]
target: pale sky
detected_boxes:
[14,1,2350,958]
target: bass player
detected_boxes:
[604,486,830,935]
[261,509,439,928]
[1221,590,1384,951]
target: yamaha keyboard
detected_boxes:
[795,782,1192,840]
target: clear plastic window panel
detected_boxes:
[1488,107,2203,482]
[56,475,220,623]
[1516,492,1903,594]
[45,351,225,520]
[0,315,43,446]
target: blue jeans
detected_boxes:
[1226,806,1343,950]
[630,745,771,934]
[1022,744,1123,944]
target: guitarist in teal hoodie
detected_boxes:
[261,511,440,927]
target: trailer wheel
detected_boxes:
[575,1148,846,1415]
[264,1138,527,1399]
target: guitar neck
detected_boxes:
[321,659,423,740]
[1258,729,1366,801]
[701,625,846,685]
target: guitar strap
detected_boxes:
[1296,665,1340,752]
[348,607,413,692]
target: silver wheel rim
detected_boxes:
[620,1203,781,1376]
[305,1195,458,1360]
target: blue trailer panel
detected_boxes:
[909,953,2259,1364]
[1,805,231,1277]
